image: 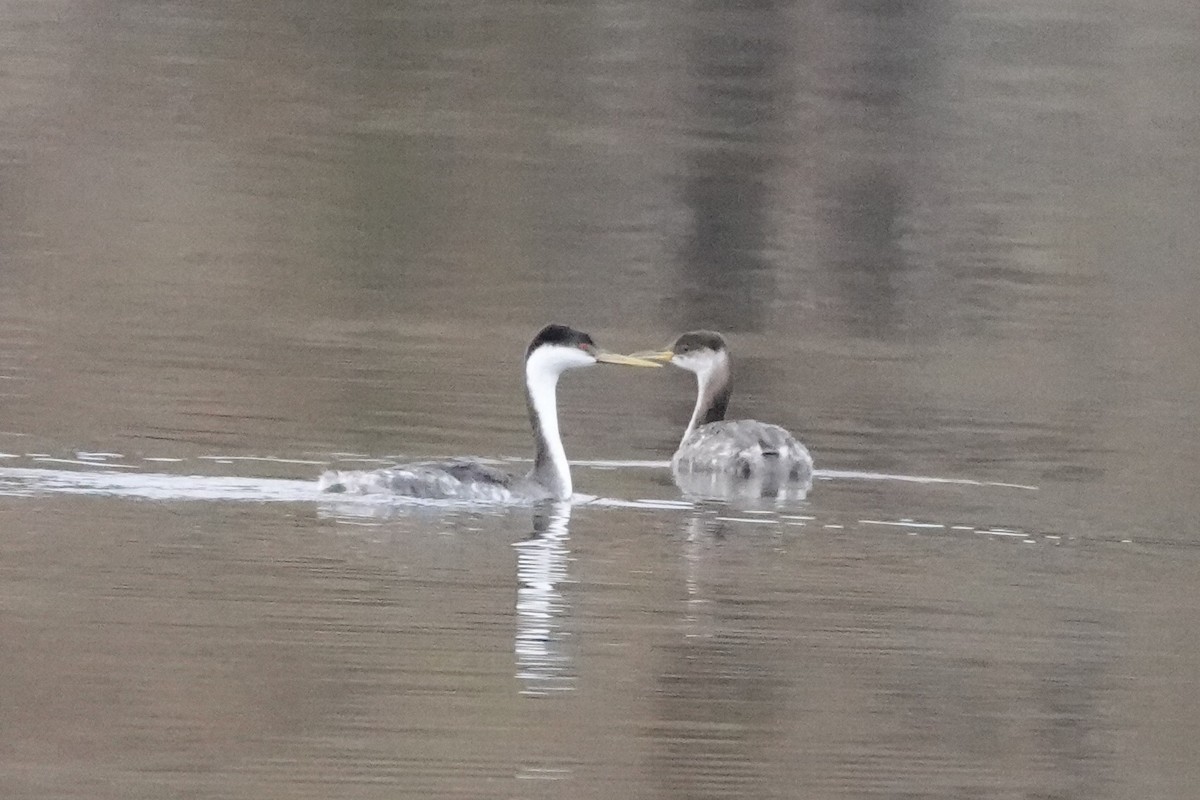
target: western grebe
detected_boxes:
[632,330,813,488]
[318,324,660,502]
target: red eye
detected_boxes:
[579,343,589,350]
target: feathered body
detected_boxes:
[672,419,812,480]
[320,458,547,503]
[642,330,813,489]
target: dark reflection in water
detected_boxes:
[816,1,943,340]
[827,167,911,338]
[671,1,788,332]
[2,0,1200,798]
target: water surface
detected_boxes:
[3,1,1200,797]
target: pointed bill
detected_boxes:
[625,349,675,364]
[593,350,663,367]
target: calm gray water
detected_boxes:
[3,1,1200,797]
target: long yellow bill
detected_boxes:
[594,350,663,367]
[624,349,675,364]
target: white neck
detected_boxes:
[679,350,731,443]
[684,391,705,442]
[525,346,591,500]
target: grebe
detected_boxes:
[320,324,660,502]
[632,330,812,489]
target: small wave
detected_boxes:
[816,469,1038,491]
[0,467,320,503]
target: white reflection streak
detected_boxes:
[513,501,574,696]
[0,466,319,502]
[681,513,722,641]
[683,515,706,634]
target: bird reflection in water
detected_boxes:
[514,501,574,696]
[672,469,811,504]
[679,510,732,639]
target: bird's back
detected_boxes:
[672,420,813,481]
[320,459,550,502]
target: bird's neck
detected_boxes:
[525,359,572,500]
[683,353,731,443]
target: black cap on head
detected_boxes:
[671,330,727,356]
[527,323,595,358]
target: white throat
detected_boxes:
[677,349,731,441]
[524,345,594,500]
